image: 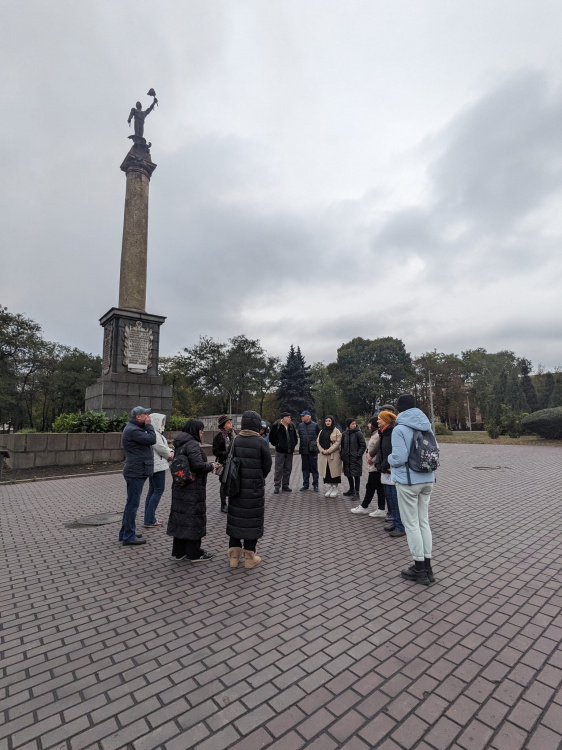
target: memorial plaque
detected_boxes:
[102,321,114,375]
[123,321,153,372]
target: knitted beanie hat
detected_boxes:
[378,410,397,426]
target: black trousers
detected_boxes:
[229,537,257,551]
[172,537,201,559]
[301,454,319,488]
[361,472,386,509]
[346,475,361,493]
[220,484,228,507]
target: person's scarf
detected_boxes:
[319,415,336,450]
[220,426,234,444]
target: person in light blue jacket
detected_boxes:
[388,394,436,586]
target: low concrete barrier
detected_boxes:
[0,432,125,470]
[0,429,274,470]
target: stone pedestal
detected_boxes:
[85,307,172,417]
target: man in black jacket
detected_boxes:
[269,412,298,494]
[119,406,157,546]
[297,410,320,492]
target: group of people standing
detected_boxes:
[119,393,436,584]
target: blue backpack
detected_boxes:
[406,430,440,485]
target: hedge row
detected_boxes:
[52,412,189,434]
[521,407,562,440]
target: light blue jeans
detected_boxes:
[396,482,433,561]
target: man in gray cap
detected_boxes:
[269,412,299,494]
[119,406,157,546]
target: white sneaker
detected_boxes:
[330,487,338,497]
[369,509,387,518]
[324,488,332,497]
[351,505,369,514]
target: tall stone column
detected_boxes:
[85,119,172,418]
[118,135,155,312]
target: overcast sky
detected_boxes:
[2,0,562,369]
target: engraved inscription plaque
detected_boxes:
[123,321,153,373]
[102,321,114,375]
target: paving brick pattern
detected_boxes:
[1,443,562,750]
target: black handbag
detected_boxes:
[220,437,241,496]
[308,439,319,455]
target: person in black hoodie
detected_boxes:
[341,418,367,498]
[226,410,273,569]
[212,414,235,513]
[167,419,218,563]
[375,410,406,538]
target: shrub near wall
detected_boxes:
[521,407,562,439]
[51,412,190,435]
[52,412,129,433]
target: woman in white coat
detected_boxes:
[143,413,173,527]
[317,415,343,497]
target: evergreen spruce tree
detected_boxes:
[487,369,508,423]
[277,345,315,417]
[540,372,555,410]
[549,373,562,408]
[520,359,539,412]
[506,370,527,413]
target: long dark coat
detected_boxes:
[341,427,367,477]
[226,411,273,540]
[167,432,213,540]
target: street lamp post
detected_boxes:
[428,370,436,433]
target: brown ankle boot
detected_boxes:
[244,550,261,569]
[228,547,242,568]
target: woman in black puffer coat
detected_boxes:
[226,410,272,569]
[341,418,367,499]
[167,419,217,563]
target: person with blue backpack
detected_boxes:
[388,394,440,586]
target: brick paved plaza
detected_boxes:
[2,443,562,750]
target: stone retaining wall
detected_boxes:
[0,433,125,470]
[0,430,272,470]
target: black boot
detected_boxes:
[343,489,354,497]
[401,560,431,585]
[221,502,227,514]
[424,558,436,583]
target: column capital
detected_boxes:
[120,135,157,178]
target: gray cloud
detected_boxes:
[1,3,562,371]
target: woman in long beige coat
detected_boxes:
[317,416,343,497]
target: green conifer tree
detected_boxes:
[520,359,539,412]
[540,372,555,410]
[549,373,562,408]
[277,345,315,417]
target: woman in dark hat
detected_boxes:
[212,414,236,513]
[226,410,272,569]
[167,419,218,562]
